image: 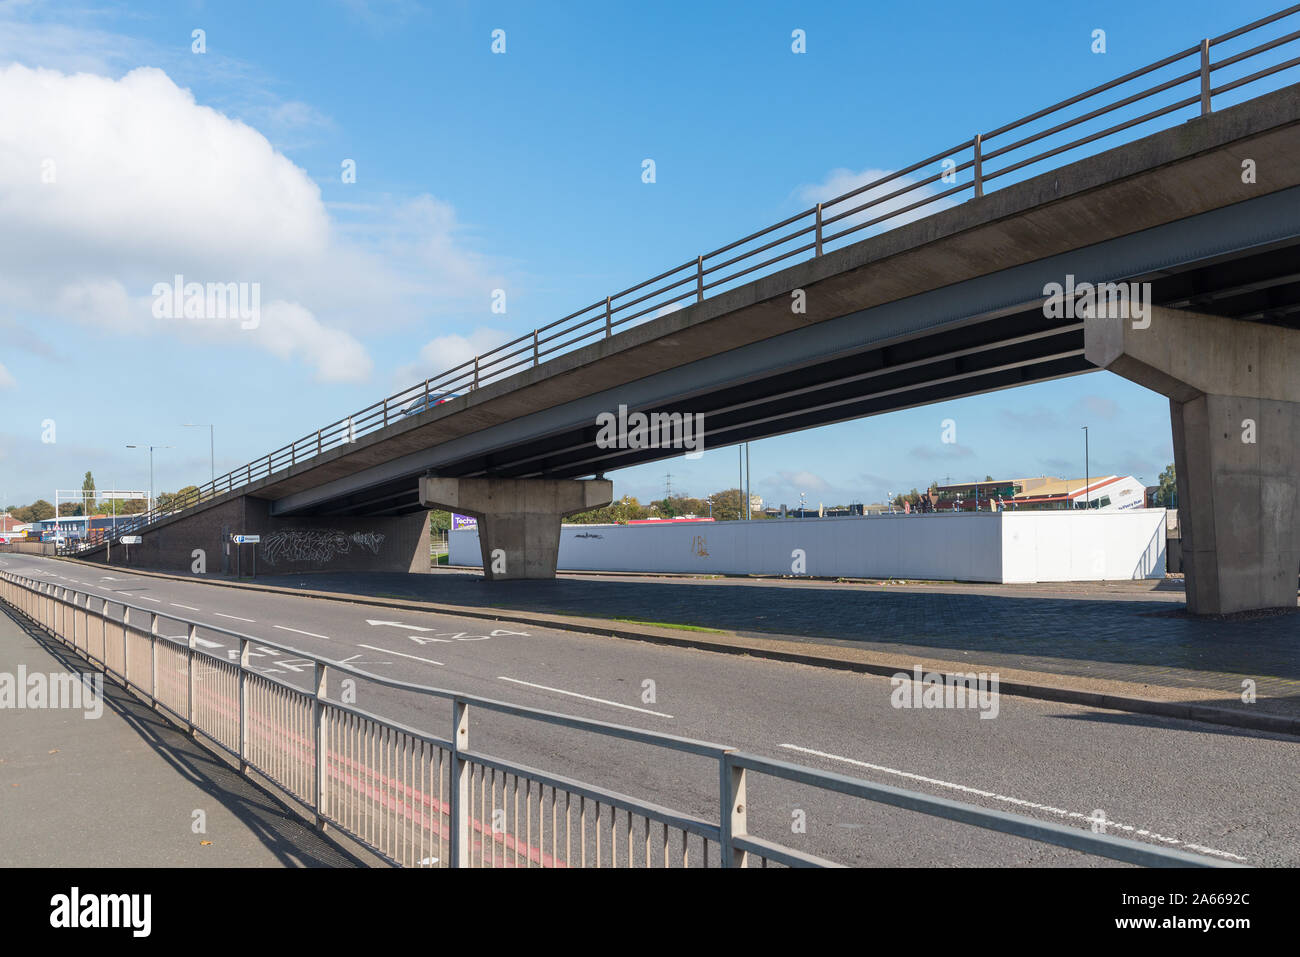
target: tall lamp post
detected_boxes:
[126,444,173,513]
[183,423,215,483]
[744,442,751,521]
[1081,426,1090,511]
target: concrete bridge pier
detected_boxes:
[421,476,613,580]
[1086,305,1299,615]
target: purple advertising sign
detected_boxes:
[451,513,478,530]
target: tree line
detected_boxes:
[4,470,203,524]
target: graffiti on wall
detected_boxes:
[261,529,386,566]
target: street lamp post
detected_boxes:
[126,444,173,513]
[1081,426,1090,510]
[183,423,215,483]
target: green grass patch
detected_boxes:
[611,617,724,633]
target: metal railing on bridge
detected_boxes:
[0,570,1236,867]
[72,6,1300,553]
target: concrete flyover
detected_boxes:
[78,80,1300,606]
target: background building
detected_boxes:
[1011,475,1148,511]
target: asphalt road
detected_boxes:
[3,554,1297,867]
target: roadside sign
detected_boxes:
[120,535,142,545]
[451,514,477,530]
[232,534,261,544]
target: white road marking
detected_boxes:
[357,643,443,667]
[339,653,393,666]
[366,619,434,632]
[273,625,331,640]
[214,613,255,623]
[192,636,224,650]
[137,596,161,603]
[496,676,673,718]
[170,603,199,611]
[777,743,1247,862]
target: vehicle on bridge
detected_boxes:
[401,392,459,417]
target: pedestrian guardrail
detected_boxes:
[0,570,1236,867]
[68,7,1300,554]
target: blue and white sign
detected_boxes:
[232,534,261,544]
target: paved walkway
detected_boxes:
[0,606,362,867]
[254,570,1300,712]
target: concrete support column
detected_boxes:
[420,477,613,580]
[1086,305,1299,614]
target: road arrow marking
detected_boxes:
[366,619,434,632]
[339,654,393,666]
[357,643,442,667]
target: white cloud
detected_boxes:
[795,166,957,239]
[256,301,372,384]
[0,360,15,389]
[397,328,512,388]
[0,63,500,383]
[776,469,832,493]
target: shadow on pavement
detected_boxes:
[3,605,366,868]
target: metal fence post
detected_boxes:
[187,622,199,732]
[146,612,158,698]
[533,329,540,366]
[720,752,748,868]
[973,135,983,198]
[238,638,250,774]
[450,698,471,868]
[815,203,823,256]
[696,256,704,302]
[97,601,107,666]
[1200,38,1212,114]
[150,614,158,706]
[313,661,328,827]
[473,356,480,390]
[605,296,612,337]
[120,605,130,680]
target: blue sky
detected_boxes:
[0,0,1289,511]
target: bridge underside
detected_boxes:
[295,238,1300,519]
